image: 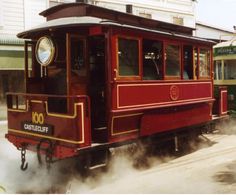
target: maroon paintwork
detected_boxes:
[6,94,91,159]
[218,87,228,116]
[5,3,226,161]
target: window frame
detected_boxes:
[164,42,182,80]
[115,35,142,80]
[142,38,164,81]
[214,60,223,81]
[198,47,211,80]
[182,45,194,80]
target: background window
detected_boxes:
[199,48,210,77]
[224,60,236,80]
[214,61,222,80]
[165,44,180,77]
[183,45,193,80]
[118,38,139,76]
[194,48,198,80]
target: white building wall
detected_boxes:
[0,0,47,36]
[0,1,3,29]
[63,0,196,28]
[0,0,24,35]
[195,23,234,42]
[91,0,196,28]
[24,0,47,30]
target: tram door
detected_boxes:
[68,34,106,142]
[88,36,107,142]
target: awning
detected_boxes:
[0,35,24,45]
[0,50,24,70]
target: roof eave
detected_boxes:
[38,2,194,35]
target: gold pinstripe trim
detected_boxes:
[111,113,143,136]
[8,102,85,144]
[45,102,81,119]
[221,90,228,115]
[112,129,139,136]
[8,128,83,144]
[30,100,43,104]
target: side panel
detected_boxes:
[6,94,91,157]
[108,112,141,143]
[109,81,214,142]
[108,102,212,142]
[140,103,212,136]
[114,81,213,110]
[213,86,228,115]
[220,88,228,115]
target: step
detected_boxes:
[88,163,107,170]
[94,127,107,131]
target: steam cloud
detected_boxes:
[0,117,236,193]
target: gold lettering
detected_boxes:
[32,112,44,124]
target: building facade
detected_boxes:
[0,0,47,103]
[88,0,196,28]
[195,22,235,42]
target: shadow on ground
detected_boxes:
[213,161,236,185]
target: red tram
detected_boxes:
[5,3,228,170]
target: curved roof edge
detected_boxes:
[213,38,236,59]
[214,38,236,48]
[39,2,194,35]
[17,16,215,45]
[17,16,103,38]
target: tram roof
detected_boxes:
[213,39,236,48]
[17,15,215,45]
[213,38,236,60]
[41,3,194,34]
[17,3,215,45]
[18,3,195,37]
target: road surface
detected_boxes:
[1,119,236,193]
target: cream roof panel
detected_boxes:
[214,38,236,49]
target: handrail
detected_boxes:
[6,93,90,118]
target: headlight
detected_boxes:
[36,36,55,66]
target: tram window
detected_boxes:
[71,38,86,77]
[224,60,236,80]
[118,38,139,76]
[214,61,222,80]
[183,46,193,80]
[143,39,163,80]
[193,47,198,80]
[165,44,181,77]
[199,48,210,78]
